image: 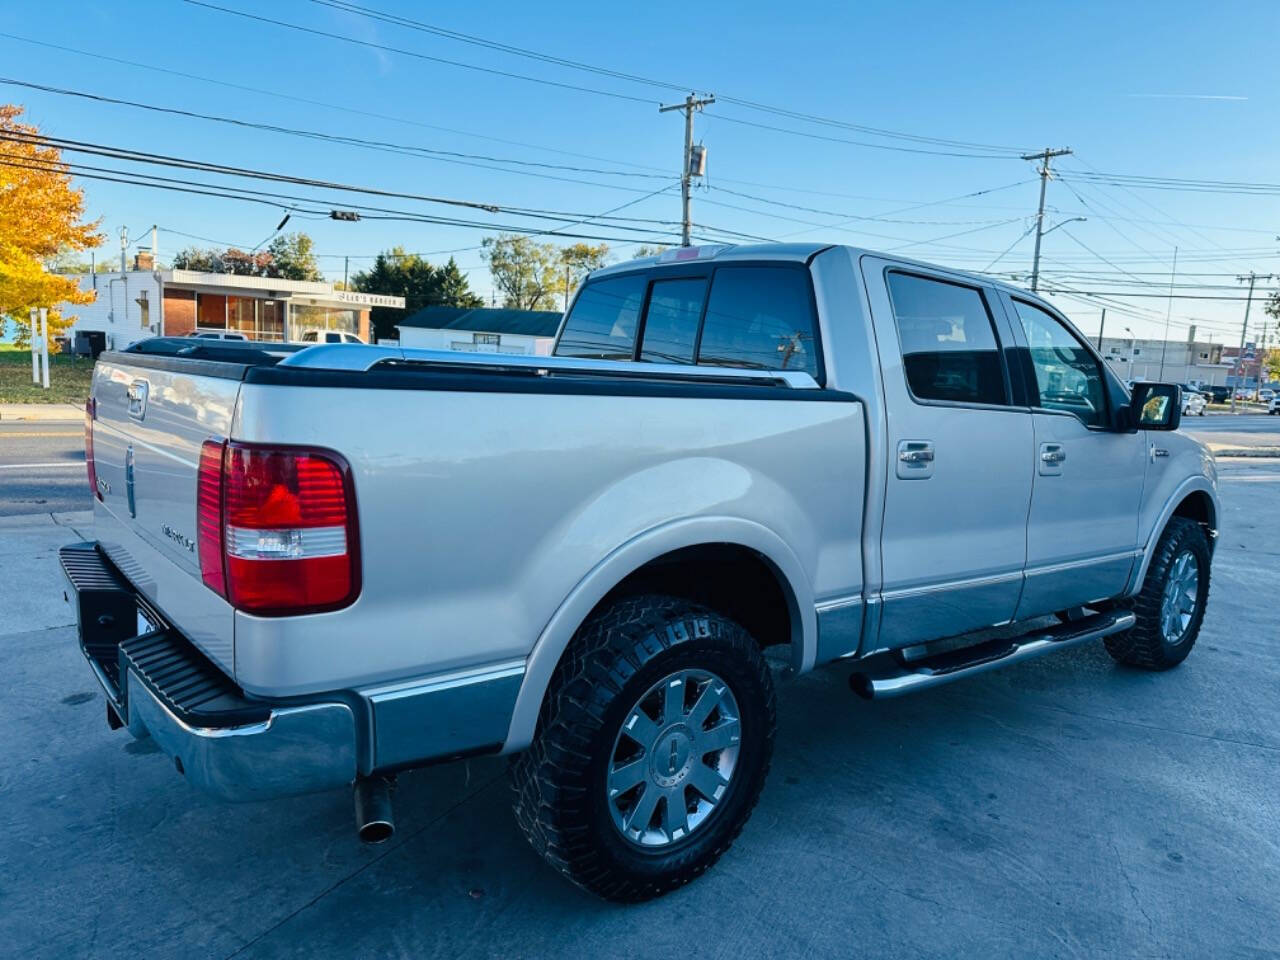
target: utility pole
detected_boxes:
[1232,272,1274,412]
[119,225,129,273]
[1096,308,1106,350]
[1158,246,1178,381]
[1021,147,1072,292]
[343,256,349,289]
[659,93,715,247]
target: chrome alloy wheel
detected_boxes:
[1160,550,1200,644]
[607,669,741,848]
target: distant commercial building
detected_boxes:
[57,257,403,349]
[1098,329,1231,385]
[396,306,562,356]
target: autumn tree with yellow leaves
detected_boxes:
[1,104,102,348]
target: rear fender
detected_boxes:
[502,516,815,753]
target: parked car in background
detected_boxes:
[61,243,1219,902]
[299,330,364,344]
[1181,390,1207,416]
[191,331,248,341]
[1259,389,1274,402]
[1207,386,1231,404]
[1268,396,1280,415]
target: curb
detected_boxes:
[1210,448,1280,459]
[0,403,85,423]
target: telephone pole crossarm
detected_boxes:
[659,93,716,247]
[1021,147,1073,292]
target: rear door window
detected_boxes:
[639,278,707,364]
[555,274,648,360]
[885,271,1009,406]
[696,267,819,376]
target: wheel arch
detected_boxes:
[502,516,815,754]
[1128,478,1219,594]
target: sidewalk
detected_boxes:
[0,402,84,422]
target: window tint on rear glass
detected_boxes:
[696,267,819,376]
[555,274,647,360]
[886,272,1007,406]
[640,278,707,364]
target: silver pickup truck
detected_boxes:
[61,243,1218,902]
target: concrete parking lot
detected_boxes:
[1,434,1278,958]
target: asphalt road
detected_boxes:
[1182,413,1278,434]
[0,421,88,517]
[1,460,1277,958]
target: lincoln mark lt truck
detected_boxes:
[61,243,1217,901]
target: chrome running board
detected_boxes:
[849,609,1136,700]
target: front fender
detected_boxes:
[502,515,816,754]
[1127,470,1220,594]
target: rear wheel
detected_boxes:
[1104,517,1210,670]
[510,594,775,902]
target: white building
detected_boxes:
[396,307,562,356]
[1098,331,1231,385]
[57,262,403,351]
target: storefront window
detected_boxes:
[197,293,227,330]
[228,297,255,337]
[259,300,284,341]
[290,304,358,341]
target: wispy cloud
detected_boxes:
[1126,93,1248,101]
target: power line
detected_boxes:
[304,0,1032,155]
[182,0,660,105]
[0,129,687,227]
[0,31,674,176]
[0,78,677,191]
[184,0,1025,160]
[0,155,690,245]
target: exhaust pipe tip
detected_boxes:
[354,775,395,844]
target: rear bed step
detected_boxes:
[850,609,1136,699]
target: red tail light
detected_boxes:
[197,440,226,596]
[85,398,100,501]
[196,441,360,616]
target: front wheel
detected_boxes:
[1105,517,1210,670]
[511,595,776,902]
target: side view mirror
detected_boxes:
[1123,382,1182,432]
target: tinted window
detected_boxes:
[640,278,707,364]
[886,272,1007,406]
[1013,299,1107,427]
[555,274,647,360]
[697,267,818,376]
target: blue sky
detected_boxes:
[5,0,1278,341]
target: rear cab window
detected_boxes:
[555,263,822,379]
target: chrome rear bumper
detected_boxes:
[60,543,357,802]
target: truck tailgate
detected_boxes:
[89,350,251,673]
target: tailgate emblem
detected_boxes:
[127,379,149,420]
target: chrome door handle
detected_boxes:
[899,448,935,464]
[896,440,935,479]
[1040,448,1066,465]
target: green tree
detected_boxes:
[631,244,668,259]
[558,242,610,308]
[436,257,484,310]
[170,232,322,280]
[481,234,562,310]
[266,232,323,281]
[352,248,483,341]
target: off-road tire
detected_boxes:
[510,594,776,902]
[1104,517,1210,670]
